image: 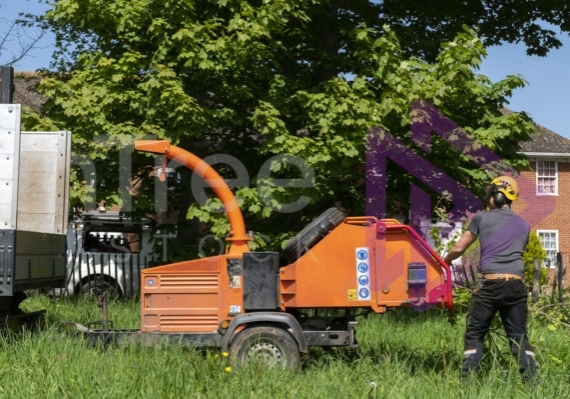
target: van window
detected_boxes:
[83,231,142,253]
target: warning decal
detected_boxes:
[355,247,371,300]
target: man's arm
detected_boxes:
[443,230,478,265]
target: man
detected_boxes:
[443,176,537,382]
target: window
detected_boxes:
[536,160,557,195]
[537,230,558,268]
[84,230,142,253]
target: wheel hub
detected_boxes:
[245,342,284,367]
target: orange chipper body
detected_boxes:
[135,140,452,334]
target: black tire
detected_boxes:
[283,207,345,263]
[229,326,301,370]
[79,278,122,298]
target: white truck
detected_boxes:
[0,103,71,328]
[64,210,156,297]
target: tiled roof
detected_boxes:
[13,72,43,113]
[519,124,570,154]
[500,108,570,154]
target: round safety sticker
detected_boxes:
[358,262,369,273]
[357,249,368,260]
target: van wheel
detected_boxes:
[229,326,300,370]
[79,278,122,298]
[283,207,345,263]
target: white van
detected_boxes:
[62,211,157,297]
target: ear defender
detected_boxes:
[493,190,506,207]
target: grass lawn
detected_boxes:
[0,293,566,398]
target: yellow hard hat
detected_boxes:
[491,176,519,200]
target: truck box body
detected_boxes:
[0,104,70,296]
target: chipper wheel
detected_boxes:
[228,326,301,370]
[283,207,345,263]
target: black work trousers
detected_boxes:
[462,278,537,381]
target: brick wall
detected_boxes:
[512,163,570,287]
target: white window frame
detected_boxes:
[537,230,558,269]
[536,160,558,195]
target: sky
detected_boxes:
[479,40,570,139]
[0,1,52,69]
[2,1,570,138]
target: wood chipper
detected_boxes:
[72,140,452,369]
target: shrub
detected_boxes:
[523,230,548,286]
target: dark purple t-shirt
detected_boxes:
[467,207,529,276]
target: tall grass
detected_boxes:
[2,293,567,398]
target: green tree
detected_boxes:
[23,0,548,251]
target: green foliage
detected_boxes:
[24,1,542,248]
[523,231,548,286]
[530,292,570,332]
[380,0,570,60]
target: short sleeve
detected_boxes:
[467,213,482,236]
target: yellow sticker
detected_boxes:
[347,289,357,301]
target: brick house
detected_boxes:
[513,124,570,286]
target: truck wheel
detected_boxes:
[229,326,301,370]
[79,279,122,298]
[283,207,345,263]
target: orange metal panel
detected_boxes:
[376,221,450,310]
[140,255,244,332]
[280,220,373,308]
[280,217,451,312]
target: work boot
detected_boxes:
[460,352,481,380]
[520,354,538,385]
